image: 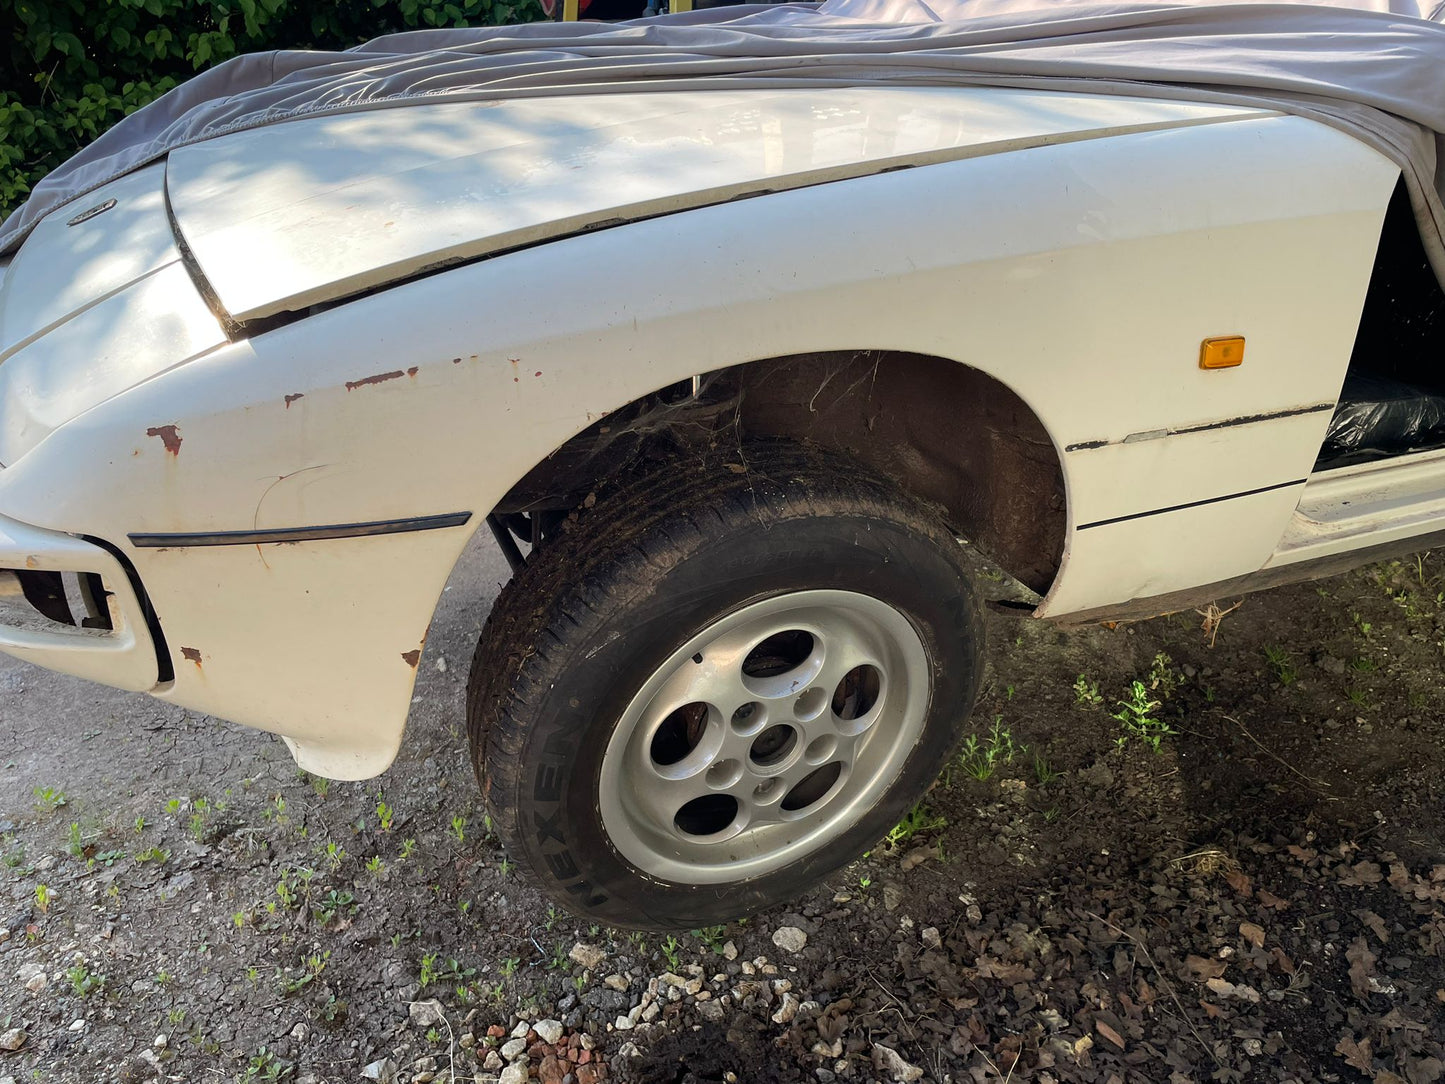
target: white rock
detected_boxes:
[17,963,45,994]
[641,1001,660,1023]
[291,1023,308,1042]
[872,1044,924,1083]
[921,927,942,950]
[771,992,801,1025]
[360,1058,396,1083]
[500,1037,528,1060]
[153,1035,167,1050]
[569,942,607,971]
[603,974,629,991]
[499,1065,529,1084]
[0,1030,25,1052]
[660,972,687,988]
[510,1020,530,1038]
[482,1051,504,1071]
[618,1042,641,1058]
[533,1018,564,1045]
[614,1014,633,1031]
[772,927,808,954]
[68,1019,84,1032]
[721,941,738,961]
[408,1000,445,1028]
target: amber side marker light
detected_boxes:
[1200,336,1245,370]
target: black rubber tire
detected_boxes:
[467,442,986,930]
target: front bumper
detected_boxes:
[0,513,159,692]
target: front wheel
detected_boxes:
[467,443,985,929]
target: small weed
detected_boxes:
[420,951,440,987]
[1073,676,1104,708]
[1349,656,1377,673]
[400,838,416,860]
[661,935,681,972]
[66,822,85,857]
[134,845,170,864]
[313,889,356,927]
[548,942,570,971]
[450,815,466,845]
[886,803,946,848]
[34,883,52,913]
[1345,687,1369,709]
[365,855,384,875]
[498,856,514,877]
[1147,652,1183,697]
[133,815,146,834]
[324,841,345,872]
[310,775,329,799]
[375,801,394,832]
[1033,753,1059,786]
[694,925,728,954]
[499,956,519,978]
[955,717,1025,781]
[1263,645,1297,685]
[156,969,174,987]
[33,786,67,812]
[1111,681,1174,753]
[67,963,104,997]
[238,1045,290,1082]
[278,952,328,996]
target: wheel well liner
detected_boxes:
[495,350,1065,594]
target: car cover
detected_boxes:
[5,0,1445,285]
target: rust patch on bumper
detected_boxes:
[345,370,405,391]
[284,393,305,408]
[180,647,202,665]
[146,425,182,455]
[401,649,421,668]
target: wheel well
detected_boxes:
[493,350,1065,594]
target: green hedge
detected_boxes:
[1,0,543,222]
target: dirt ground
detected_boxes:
[2,532,1443,1084]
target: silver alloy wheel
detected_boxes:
[598,589,931,884]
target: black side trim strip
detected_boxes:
[1076,479,1305,531]
[1065,402,1335,453]
[129,511,472,548]
[83,534,174,684]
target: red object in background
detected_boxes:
[539,0,595,15]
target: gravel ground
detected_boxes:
[2,533,1444,1083]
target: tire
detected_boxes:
[467,441,985,929]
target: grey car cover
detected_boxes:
[4,0,1445,285]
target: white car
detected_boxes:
[0,82,1431,927]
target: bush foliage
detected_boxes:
[1,0,542,222]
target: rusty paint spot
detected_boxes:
[345,370,405,391]
[146,424,182,455]
[406,367,418,378]
[534,371,542,377]
[401,649,421,668]
[284,393,305,408]
[452,357,462,364]
[180,647,202,665]
[24,556,39,569]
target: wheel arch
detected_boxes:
[494,349,1066,596]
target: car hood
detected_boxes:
[163,86,1260,324]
